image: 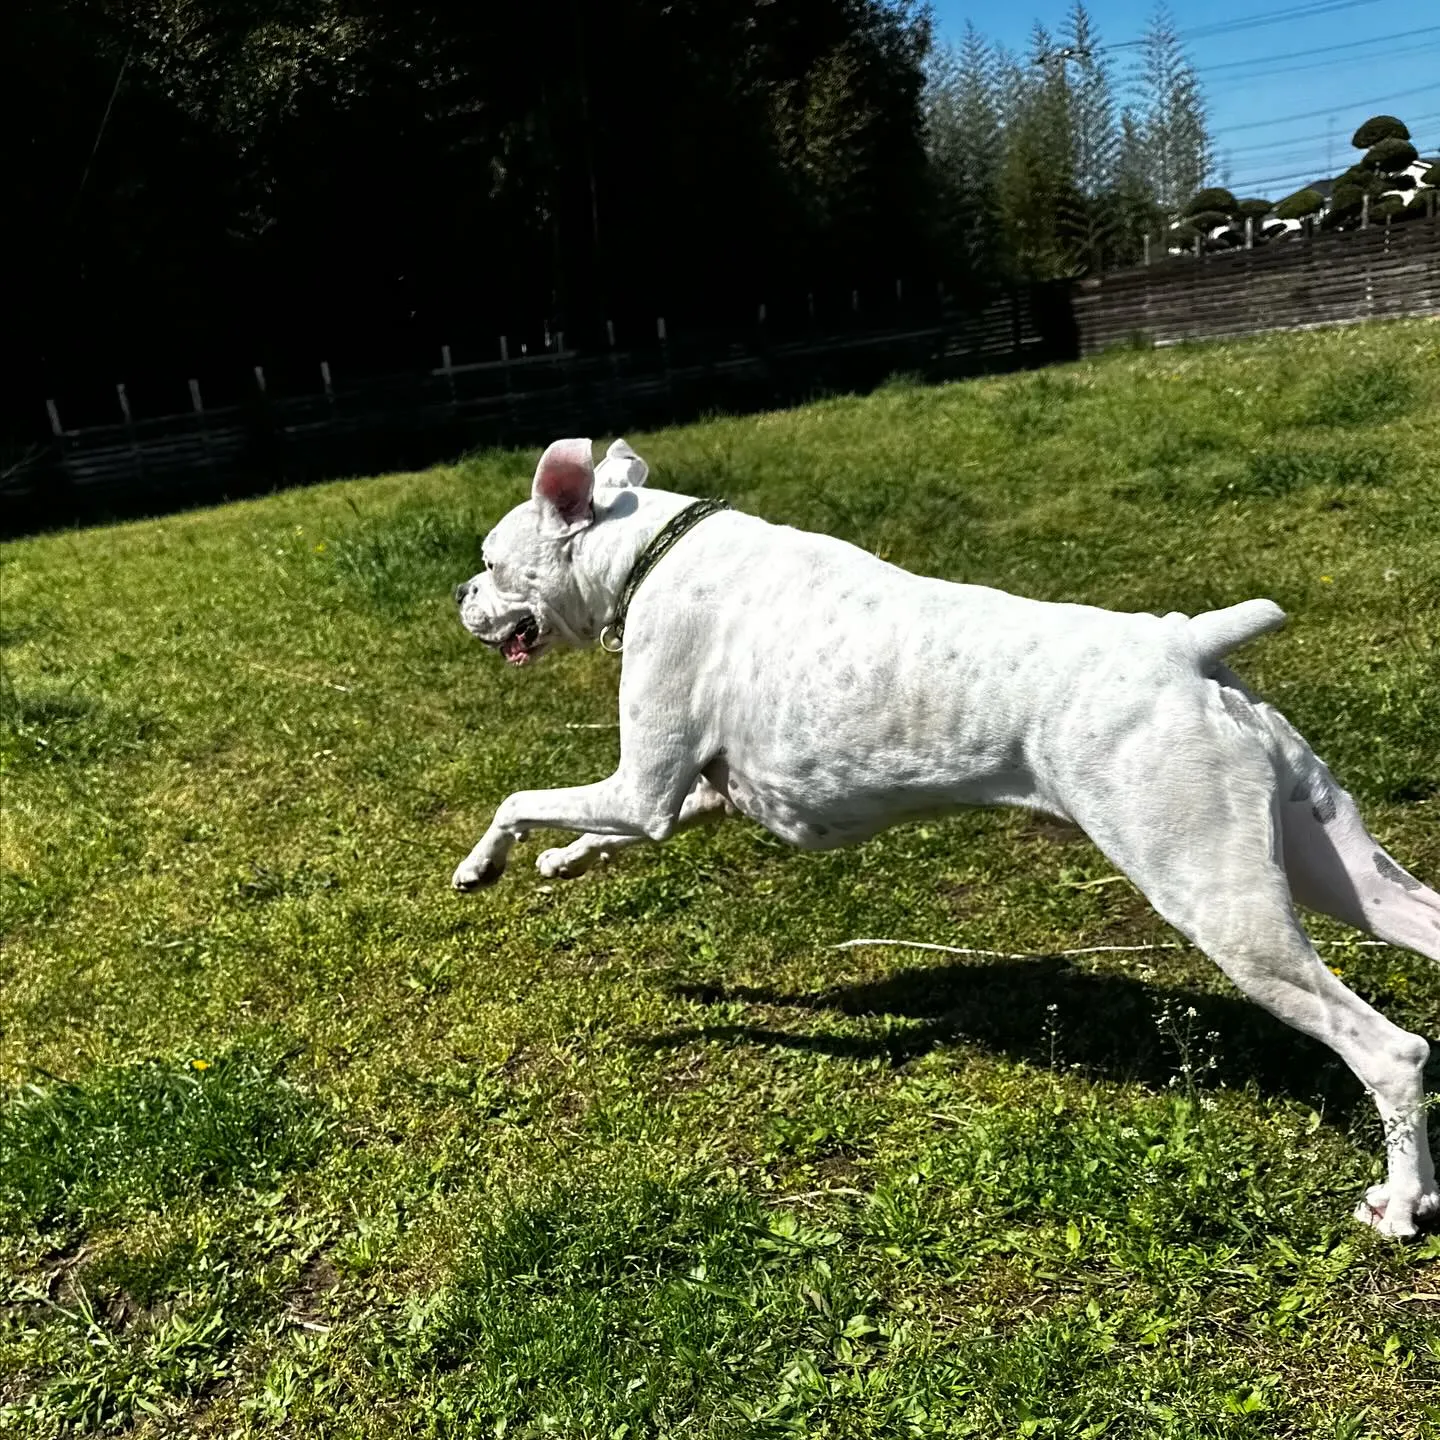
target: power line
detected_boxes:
[1184,0,1388,43]
[1211,83,1438,136]
[1206,43,1440,94]
[1227,138,1440,192]
[1220,110,1440,156]
[1102,0,1389,51]
[1195,24,1440,73]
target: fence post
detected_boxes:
[757,302,766,325]
[46,399,62,437]
[499,337,515,437]
[658,317,672,416]
[1143,233,1151,266]
[807,291,815,323]
[441,344,455,405]
[320,361,334,403]
[251,365,278,485]
[115,383,142,482]
[189,378,216,479]
[851,289,860,314]
[1244,216,1253,250]
[1361,192,1369,230]
[605,319,620,431]
[895,278,903,303]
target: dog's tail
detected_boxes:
[1212,665,1440,963]
[1186,599,1286,672]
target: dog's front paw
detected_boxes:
[452,855,503,892]
[1353,1183,1440,1239]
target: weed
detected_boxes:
[1305,357,1416,427]
[0,1047,330,1239]
[1227,446,1387,499]
[325,503,485,614]
[0,675,165,773]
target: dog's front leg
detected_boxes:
[452,764,698,892]
[536,775,734,879]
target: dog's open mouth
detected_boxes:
[499,616,542,665]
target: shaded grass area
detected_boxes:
[2,320,1439,1435]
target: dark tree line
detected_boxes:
[3,1,1221,439]
[3,0,932,429]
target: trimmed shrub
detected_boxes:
[1184,187,1237,217]
[1235,198,1273,221]
[1329,180,1367,213]
[1351,114,1409,148]
[1363,137,1418,174]
[1274,187,1323,221]
[1185,208,1232,233]
[1421,163,1440,187]
[1370,194,1406,221]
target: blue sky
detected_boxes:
[927,0,1440,198]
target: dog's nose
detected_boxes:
[453,582,469,605]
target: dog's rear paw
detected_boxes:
[452,856,503,892]
[536,846,599,880]
[536,848,576,880]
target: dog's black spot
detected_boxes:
[1374,851,1422,892]
[812,823,830,836]
[1290,779,1311,804]
[1311,789,1337,825]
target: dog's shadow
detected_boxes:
[652,955,1429,1124]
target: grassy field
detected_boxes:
[3,318,1440,1438]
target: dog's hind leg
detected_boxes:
[1280,783,1440,960]
[535,774,734,879]
[1210,667,1440,961]
[1067,697,1437,1236]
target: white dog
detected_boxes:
[453,436,1440,1237]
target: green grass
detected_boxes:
[3,318,1440,1437]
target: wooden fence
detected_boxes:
[4,215,1438,533]
[1073,213,1440,352]
[1,286,1074,532]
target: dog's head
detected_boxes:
[454,437,648,665]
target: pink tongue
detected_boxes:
[502,634,529,664]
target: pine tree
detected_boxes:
[924,24,1004,284]
[1135,6,1208,221]
[996,26,1084,279]
[1065,4,1117,200]
[1112,106,1163,264]
[1061,3,1121,270]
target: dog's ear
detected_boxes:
[595,437,649,490]
[532,438,595,529]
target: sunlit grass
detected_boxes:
[2,318,1438,1436]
